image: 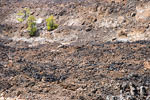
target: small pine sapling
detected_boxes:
[23,8,30,19]
[17,18,24,22]
[17,8,30,22]
[46,15,58,31]
[27,16,37,36]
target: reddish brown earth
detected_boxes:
[1,37,150,100]
[1,0,150,100]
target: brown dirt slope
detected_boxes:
[1,38,150,99]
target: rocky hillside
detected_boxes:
[1,0,150,100]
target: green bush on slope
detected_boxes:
[46,15,58,31]
[17,8,30,22]
[27,16,37,36]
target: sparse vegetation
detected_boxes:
[46,15,58,31]
[17,18,24,22]
[23,8,30,18]
[17,11,24,16]
[17,10,58,37]
[17,8,30,22]
[27,16,37,36]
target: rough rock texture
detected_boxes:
[135,2,150,22]
[1,0,150,44]
[1,38,150,100]
[1,0,150,100]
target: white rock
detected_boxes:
[36,18,43,24]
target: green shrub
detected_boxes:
[46,15,58,31]
[17,8,30,22]
[27,16,37,36]
[23,8,30,18]
[17,18,24,22]
[17,11,24,16]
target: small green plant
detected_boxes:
[23,8,30,18]
[17,11,24,16]
[27,16,37,36]
[17,8,30,22]
[17,18,24,22]
[46,15,58,31]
